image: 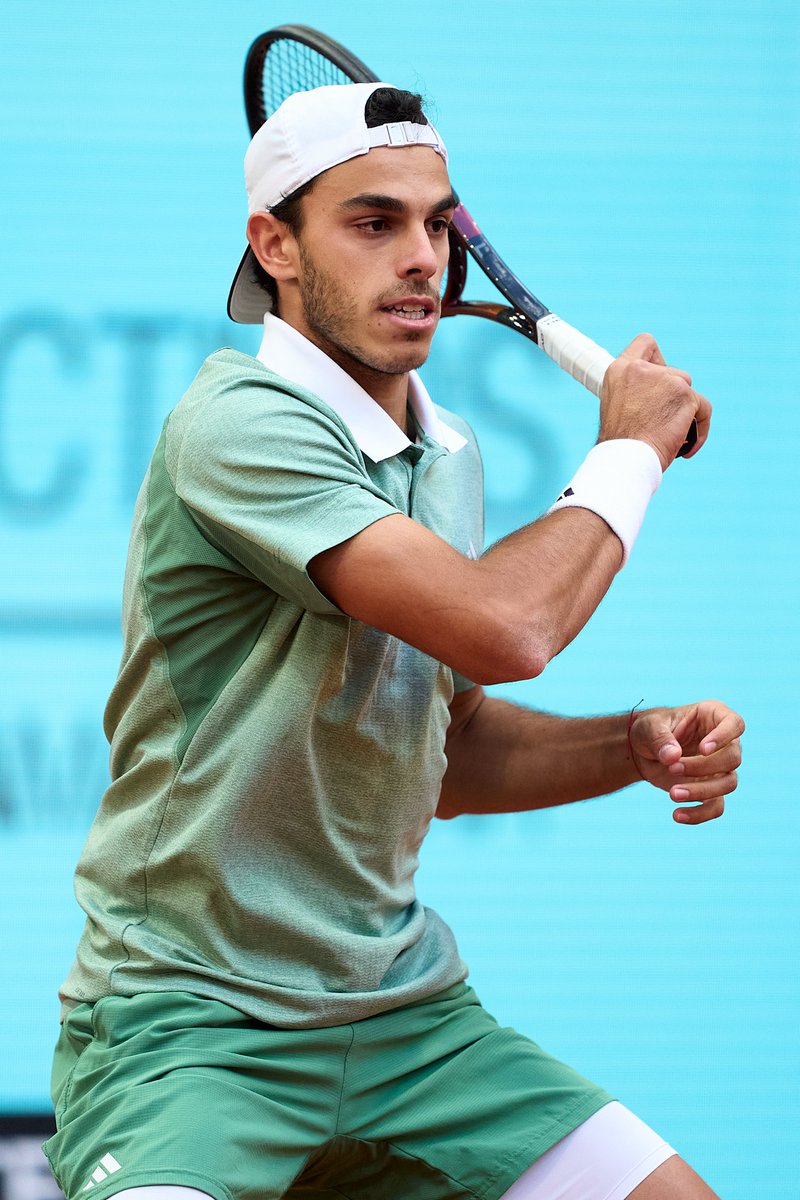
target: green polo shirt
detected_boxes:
[61,345,485,1028]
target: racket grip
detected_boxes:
[538,313,699,458]
[536,313,614,399]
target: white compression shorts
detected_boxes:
[498,1101,677,1199]
[107,1101,677,1200]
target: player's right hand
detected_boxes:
[599,333,712,469]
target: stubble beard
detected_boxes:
[298,243,434,380]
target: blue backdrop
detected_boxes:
[1,3,797,1197]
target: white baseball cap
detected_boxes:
[227,82,448,324]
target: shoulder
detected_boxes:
[433,402,483,475]
[167,349,364,471]
[433,402,476,444]
[182,349,355,434]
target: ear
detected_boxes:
[247,212,299,283]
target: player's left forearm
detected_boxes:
[437,694,640,819]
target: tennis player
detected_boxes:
[45,83,744,1200]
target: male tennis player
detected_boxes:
[46,84,743,1200]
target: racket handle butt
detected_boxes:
[679,419,698,458]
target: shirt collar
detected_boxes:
[255,314,467,463]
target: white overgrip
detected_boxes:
[536,313,615,399]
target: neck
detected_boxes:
[278,306,413,433]
[312,338,410,432]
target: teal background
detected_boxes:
[1,2,797,1196]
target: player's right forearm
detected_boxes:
[310,506,623,686]
[468,504,623,682]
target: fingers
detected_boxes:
[672,794,727,825]
[698,707,746,754]
[669,731,742,825]
[603,335,706,467]
[667,739,742,778]
[618,332,668,366]
[670,770,738,805]
[672,704,746,755]
[617,333,692,386]
[635,701,745,826]
[670,760,737,823]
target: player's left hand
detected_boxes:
[629,701,744,824]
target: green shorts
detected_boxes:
[44,985,611,1200]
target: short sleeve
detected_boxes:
[167,365,400,615]
[451,670,477,694]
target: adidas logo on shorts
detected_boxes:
[82,1153,122,1191]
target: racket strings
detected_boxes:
[262,40,359,118]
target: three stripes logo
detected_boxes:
[554,486,575,504]
[82,1153,122,1191]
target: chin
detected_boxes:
[377,349,431,375]
[377,334,435,374]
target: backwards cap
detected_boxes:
[227,82,448,324]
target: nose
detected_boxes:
[397,223,439,281]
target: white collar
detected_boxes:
[255,314,467,463]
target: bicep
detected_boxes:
[308,513,497,678]
[174,390,401,614]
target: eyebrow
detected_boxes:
[338,190,458,216]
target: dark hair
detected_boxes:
[251,87,430,311]
[364,87,429,129]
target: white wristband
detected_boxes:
[546,440,662,565]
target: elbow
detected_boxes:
[469,653,548,687]
[434,799,459,820]
[460,606,555,685]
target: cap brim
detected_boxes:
[227,245,275,324]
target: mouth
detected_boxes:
[378,296,438,329]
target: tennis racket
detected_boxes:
[242,24,697,456]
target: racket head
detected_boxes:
[243,25,378,134]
